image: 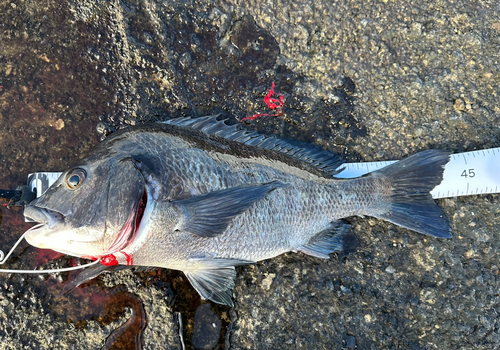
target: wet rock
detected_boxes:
[345,335,356,348]
[191,303,222,350]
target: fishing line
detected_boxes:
[0,224,101,274]
[0,224,39,264]
[0,259,101,274]
[177,312,186,350]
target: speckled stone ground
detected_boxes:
[0,0,499,349]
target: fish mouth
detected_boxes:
[24,206,64,228]
[104,189,148,255]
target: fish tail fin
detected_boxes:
[371,149,452,238]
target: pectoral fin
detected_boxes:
[184,267,237,307]
[174,181,285,237]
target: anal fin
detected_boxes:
[184,267,237,307]
[298,220,350,259]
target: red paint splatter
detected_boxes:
[241,82,285,122]
[100,254,118,266]
[120,251,133,266]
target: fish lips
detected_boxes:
[24,205,64,228]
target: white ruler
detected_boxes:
[27,148,500,200]
[336,147,500,199]
[27,172,62,198]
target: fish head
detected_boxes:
[24,155,146,258]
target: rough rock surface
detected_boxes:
[0,0,499,349]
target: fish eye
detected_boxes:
[65,168,87,190]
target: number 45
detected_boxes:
[461,169,475,178]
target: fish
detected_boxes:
[23,115,451,306]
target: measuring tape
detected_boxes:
[27,148,500,201]
[335,147,500,199]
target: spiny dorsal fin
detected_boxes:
[162,115,345,177]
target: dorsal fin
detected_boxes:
[162,115,345,177]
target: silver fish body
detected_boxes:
[24,115,451,306]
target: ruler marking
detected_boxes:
[462,153,468,165]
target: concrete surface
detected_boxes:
[0,0,499,349]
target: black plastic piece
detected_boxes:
[0,185,36,208]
